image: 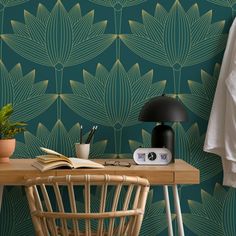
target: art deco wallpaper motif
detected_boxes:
[0,0,235,235]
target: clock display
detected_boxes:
[148,152,157,161]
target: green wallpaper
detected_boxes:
[0,0,235,235]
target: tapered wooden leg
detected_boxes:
[0,185,4,213]
[163,185,173,236]
[173,185,185,236]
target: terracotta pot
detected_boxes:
[0,139,16,163]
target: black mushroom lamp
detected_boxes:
[139,95,188,162]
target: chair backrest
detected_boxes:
[25,174,150,236]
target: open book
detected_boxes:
[32,147,104,172]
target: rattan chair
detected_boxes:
[25,175,150,236]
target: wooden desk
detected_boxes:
[0,159,199,236]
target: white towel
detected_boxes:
[204,18,236,187]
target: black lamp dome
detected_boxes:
[138,95,188,122]
[138,95,188,163]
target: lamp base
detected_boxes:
[151,124,174,162]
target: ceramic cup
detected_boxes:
[75,143,90,159]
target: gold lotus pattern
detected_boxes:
[0,0,30,58]
[179,63,220,120]
[0,187,34,236]
[183,183,236,235]
[89,0,146,59]
[207,0,236,17]
[0,60,57,122]
[62,60,166,155]
[14,120,108,158]
[0,0,234,235]
[120,0,227,94]
[1,0,116,119]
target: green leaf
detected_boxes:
[90,140,108,157]
[0,0,30,7]
[129,20,147,37]
[183,214,223,236]
[128,140,142,153]
[201,69,217,100]
[67,35,116,66]
[95,63,109,85]
[0,187,33,236]
[208,21,225,36]
[186,123,200,146]
[73,10,94,42]
[120,34,168,66]
[89,21,107,37]
[36,3,50,25]
[11,95,57,122]
[186,3,200,25]
[206,0,233,7]
[179,94,211,120]
[223,188,236,236]
[13,141,30,158]
[0,61,56,122]
[179,63,219,120]
[148,81,166,97]
[201,190,222,223]
[188,200,208,217]
[30,81,48,96]
[36,123,50,142]
[142,10,163,45]
[24,10,46,44]
[1,34,50,66]
[83,70,104,104]
[187,80,206,97]
[213,183,227,203]
[11,20,30,38]
[104,61,132,125]
[14,70,35,104]
[186,35,228,66]
[68,122,81,144]
[24,131,44,157]
[47,120,73,156]
[69,3,82,24]
[131,70,153,104]
[69,80,88,97]
[46,1,73,66]
[61,94,109,126]
[164,1,191,66]
[154,3,168,23]
[173,122,190,162]
[0,61,13,107]
[142,129,151,147]
[191,10,212,45]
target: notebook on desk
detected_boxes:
[32,147,104,172]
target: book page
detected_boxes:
[40,147,67,157]
[32,160,73,172]
[37,155,72,164]
[69,158,104,169]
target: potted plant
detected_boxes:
[0,104,26,163]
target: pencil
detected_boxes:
[80,125,83,144]
[85,126,95,144]
[87,126,98,143]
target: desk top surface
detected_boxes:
[0,159,199,185]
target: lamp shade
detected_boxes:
[138,95,188,122]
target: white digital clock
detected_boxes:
[133,148,172,165]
